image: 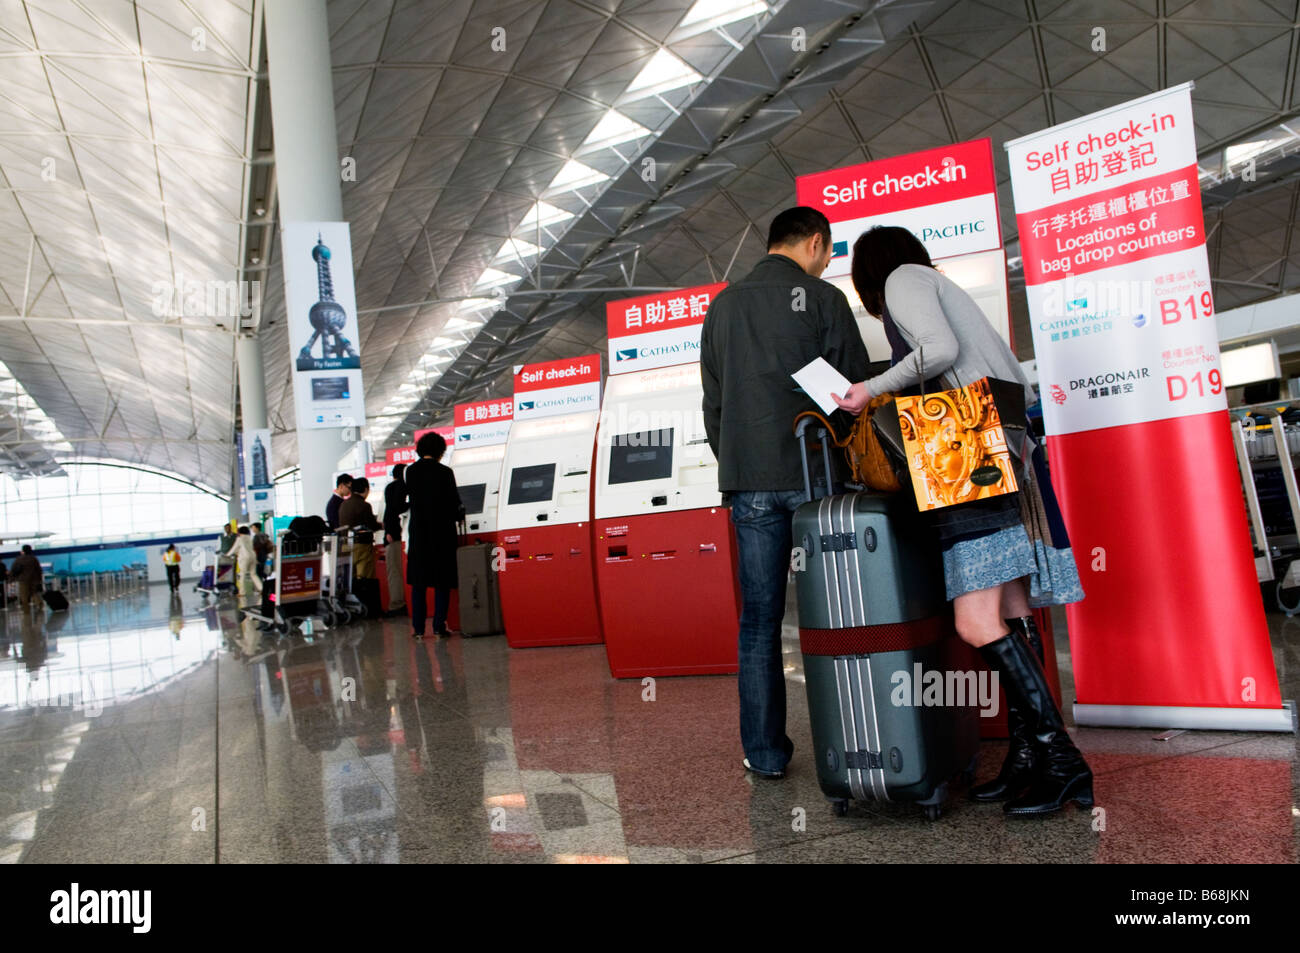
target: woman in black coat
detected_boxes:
[404,431,462,639]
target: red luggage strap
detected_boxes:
[799,614,953,656]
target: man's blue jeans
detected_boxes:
[729,489,807,774]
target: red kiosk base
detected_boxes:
[596,507,740,678]
[500,523,603,647]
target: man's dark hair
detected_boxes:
[767,206,831,250]
[252,522,262,532]
[352,477,369,495]
[392,463,406,480]
[237,526,250,535]
[850,225,934,317]
[22,544,32,553]
[336,473,354,489]
[416,431,447,461]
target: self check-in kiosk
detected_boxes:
[496,354,604,647]
[449,399,513,544]
[593,284,740,678]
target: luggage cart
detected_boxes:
[320,529,366,626]
[194,547,236,599]
[1232,402,1300,614]
[244,532,328,635]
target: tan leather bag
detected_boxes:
[793,396,902,494]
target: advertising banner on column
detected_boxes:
[513,354,602,420]
[243,428,274,511]
[1006,83,1290,731]
[796,138,1012,344]
[606,283,726,374]
[282,222,367,431]
[454,398,513,447]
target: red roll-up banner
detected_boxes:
[1006,83,1293,731]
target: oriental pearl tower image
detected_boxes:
[296,235,360,371]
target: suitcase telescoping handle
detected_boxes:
[795,415,836,504]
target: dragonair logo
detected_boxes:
[1050,385,1067,405]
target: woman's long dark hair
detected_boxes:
[850,226,934,317]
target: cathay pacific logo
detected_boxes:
[616,348,637,362]
[458,433,471,442]
[50,883,151,933]
[518,401,534,412]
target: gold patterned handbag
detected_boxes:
[872,348,1029,511]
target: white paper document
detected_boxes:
[791,357,853,415]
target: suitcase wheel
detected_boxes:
[923,804,942,822]
[830,799,849,818]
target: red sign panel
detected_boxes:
[1015,165,1202,284]
[795,138,997,222]
[385,445,417,465]
[280,557,321,600]
[456,398,514,426]
[605,282,727,337]
[513,354,600,392]
[414,426,454,444]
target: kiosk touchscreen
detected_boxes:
[496,354,604,648]
[450,442,508,542]
[593,362,740,678]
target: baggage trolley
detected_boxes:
[245,532,328,635]
[194,548,235,598]
[321,530,367,626]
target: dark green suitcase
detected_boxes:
[793,421,980,819]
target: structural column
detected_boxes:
[264,0,357,519]
[235,333,270,517]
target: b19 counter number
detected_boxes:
[1159,291,1214,324]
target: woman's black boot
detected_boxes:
[968,620,1039,802]
[1005,615,1044,663]
[978,632,1093,816]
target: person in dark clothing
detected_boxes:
[0,558,8,610]
[383,463,409,616]
[338,477,383,619]
[10,545,44,613]
[251,523,272,584]
[404,432,462,640]
[700,206,871,780]
[325,473,354,529]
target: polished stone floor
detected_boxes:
[0,581,1296,863]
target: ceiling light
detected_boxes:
[620,48,702,102]
[493,238,540,263]
[474,267,522,290]
[672,0,767,39]
[544,158,610,196]
[517,200,573,232]
[578,109,652,154]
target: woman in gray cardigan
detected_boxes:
[834,225,1090,818]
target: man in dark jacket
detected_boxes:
[325,473,353,529]
[383,463,409,616]
[404,432,462,639]
[700,206,871,779]
[10,545,44,613]
[339,478,383,618]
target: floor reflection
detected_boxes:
[0,584,1295,864]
